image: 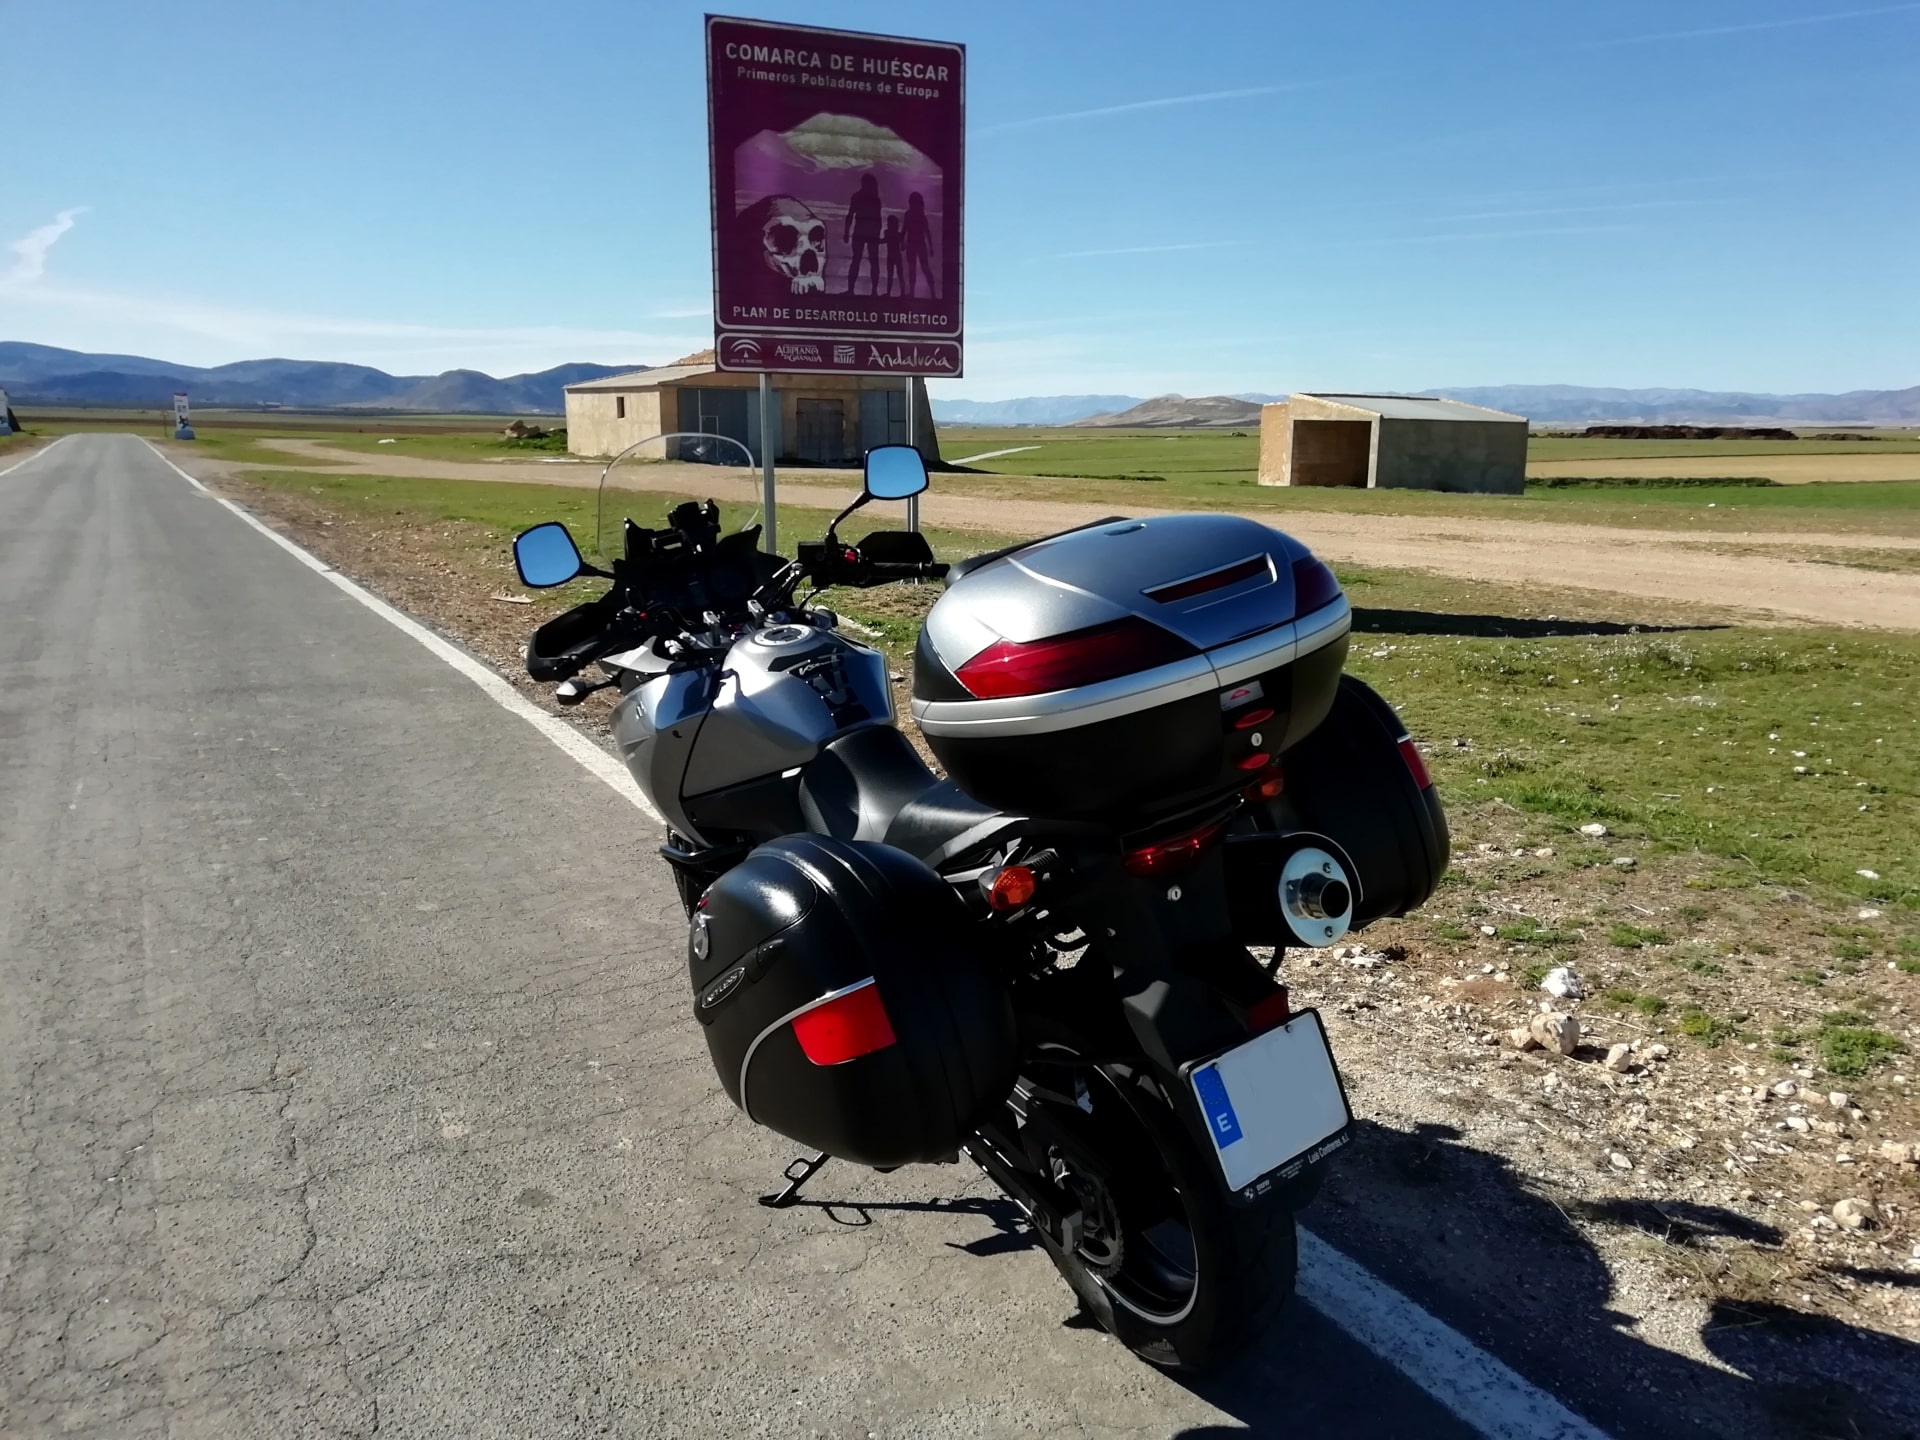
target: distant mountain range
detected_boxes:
[1414,385,1920,426]
[6,343,1913,428]
[935,386,1917,427]
[1075,395,1265,428]
[0,343,642,414]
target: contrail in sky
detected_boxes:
[1588,1,1920,47]
[978,86,1297,135]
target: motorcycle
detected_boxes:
[510,440,1449,1371]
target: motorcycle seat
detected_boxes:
[798,725,1021,870]
[883,779,1022,871]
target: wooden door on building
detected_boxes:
[794,399,847,463]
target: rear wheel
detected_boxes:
[1026,1060,1297,1372]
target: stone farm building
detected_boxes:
[1258,394,1528,494]
[565,360,940,466]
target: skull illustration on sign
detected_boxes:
[739,194,827,295]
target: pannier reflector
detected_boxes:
[1290,555,1342,616]
[1232,706,1275,730]
[1397,735,1433,790]
[1145,554,1271,605]
[954,617,1196,699]
[1123,817,1228,878]
[1243,769,1286,801]
[790,980,897,1065]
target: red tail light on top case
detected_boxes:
[790,980,897,1066]
[1397,735,1433,790]
[1290,555,1342,616]
[954,617,1196,699]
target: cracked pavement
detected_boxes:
[0,438,1470,1438]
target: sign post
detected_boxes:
[172,392,194,441]
[0,388,14,436]
[707,14,964,549]
[758,372,777,554]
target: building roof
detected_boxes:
[1301,393,1526,423]
[565,364,715,393]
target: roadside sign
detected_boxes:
[172,392,194,440]
[0,388,13,434]
[707,15,964,377]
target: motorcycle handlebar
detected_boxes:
[863,560,949,582]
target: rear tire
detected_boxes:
[1030,1064,1298,1372]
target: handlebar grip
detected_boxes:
[867,560,949,581]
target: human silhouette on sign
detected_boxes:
[902,192,936,300]
[843,173,883,296]
[883,215,904,297]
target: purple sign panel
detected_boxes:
[707,15,964,376]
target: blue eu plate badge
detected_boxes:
[1192,1065,1244,1147]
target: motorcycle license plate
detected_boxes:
[1182,1010,1352,1196]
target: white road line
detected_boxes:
[140,439,662,822]
[949,445,1040,465]
[141,434,1610,1440]
[0,433,73,477]
[1297,1228,1610,1439]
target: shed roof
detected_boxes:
[566,364,714,393]
[1301,393,1526,423]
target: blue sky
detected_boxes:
[3,0,1915,397]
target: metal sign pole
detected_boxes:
[759,371,777,555]
[904,375,920,533]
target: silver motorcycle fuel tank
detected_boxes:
[611,623,893,845]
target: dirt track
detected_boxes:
[216,439,1920,632]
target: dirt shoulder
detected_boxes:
[195,438,1920,633]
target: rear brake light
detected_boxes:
[1123,817,1227,878]
[987,864,1037,911]
[954,617,1196,699]
[1290,555,1342,616]
[1397,735,1432,789]
[1248,988,1291,1034]
[790,980,897,1065]
[1243,768,1285,801]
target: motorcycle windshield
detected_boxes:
[594,431,754,563]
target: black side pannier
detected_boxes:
[689,834,1016,1169]
[1256,675,1450,927]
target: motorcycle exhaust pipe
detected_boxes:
[1224,832,1360,948]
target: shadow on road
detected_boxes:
[1352,607,1730,639]
[1175,1118,1920,1440]
[778,1191,1039,1258]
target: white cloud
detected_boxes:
[7,207,86,283]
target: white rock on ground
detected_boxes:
[1828,1091,1851,1109]
[1507,1026,1543,1052]
[1833,1198,1878,1230]
[1604,1043,1633,1073]
[1609,1151,1633,1171]
[1612,856,1636,869]
[1772,1080,1798,1097]
[1645,1043,1671,1060]
[1541,965,1585,999]
[1529,1011,1580,1056]
[1579,823,1609,837]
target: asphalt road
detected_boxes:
[0,435,1483,1436]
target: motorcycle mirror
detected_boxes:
[863,444,929,501]
[513,521,584,588]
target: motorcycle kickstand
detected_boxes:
[758,1150,831,1209]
